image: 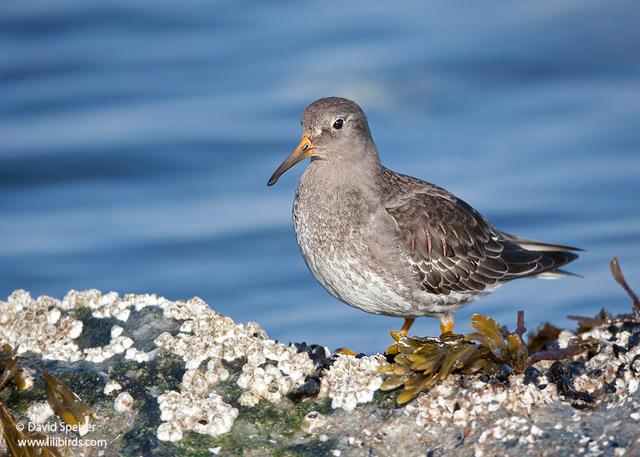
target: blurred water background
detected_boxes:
[1,0,639,351]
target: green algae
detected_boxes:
[116,353,186,455]
[164,399,333,456]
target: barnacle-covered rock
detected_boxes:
[318,354,385,411]
[83,335,134,363]
[153,309,254,369]
[157,390,238,441]
[0,270,639,457]
[0,290,84,362]
[236,343,315,406]
[155,301,316,409]
[415,375,558,428]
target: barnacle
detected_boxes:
[317,354,384,411]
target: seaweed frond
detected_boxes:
[568,257,640,332]
[40,369,96,435]
[380,311,595,405]
[0,401,61,457]
[610,256,640,315]
[0,344,95,456]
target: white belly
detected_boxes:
[300,244,413,316]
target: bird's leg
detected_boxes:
[400,318,415,336]
[440,316,454,334]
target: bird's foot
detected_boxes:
[399,318,415,336]
[385,318,416,356]
[440,316,455,335]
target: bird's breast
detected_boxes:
[293,181,360,263]
[291,177,417,316]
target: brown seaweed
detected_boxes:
[610,256,640,315]
[380,311,594,404]
[569,257,640,331]
[0,402,62,457]
[0,345,95,456]
[380,256,639,405]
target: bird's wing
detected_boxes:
[382,179,575,295]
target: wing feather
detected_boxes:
[381,168,579,295]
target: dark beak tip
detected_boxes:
[267,176,277,187]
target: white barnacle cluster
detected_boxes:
[0,290,83,361]
[476,415,545,446]
[154,296,316,407]
[121,292,169,312]
[154,298,247,369]
[152,296,317,438]
[237,340,316,406]
[59,290,166,364]
[62,289,171,321]
[318,354,385,411]
[84,334,134,363]
[124,346,156,363]
[72,290,132,322]
[157,368,238,442]
[416,376,557,429]
[2,289,185,365]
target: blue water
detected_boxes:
[1,1,639,352]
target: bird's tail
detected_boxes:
[500,231,582,253]
[535,251,581,279]
[500,232,582,279]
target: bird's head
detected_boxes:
[267,97,376,186]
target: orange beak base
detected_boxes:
[267,135,315,186]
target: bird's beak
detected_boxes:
[267,135,315,186]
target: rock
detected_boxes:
[0,289,638,456]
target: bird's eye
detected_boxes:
[332,119,344,130]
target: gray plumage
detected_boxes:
[268,97,580,326]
